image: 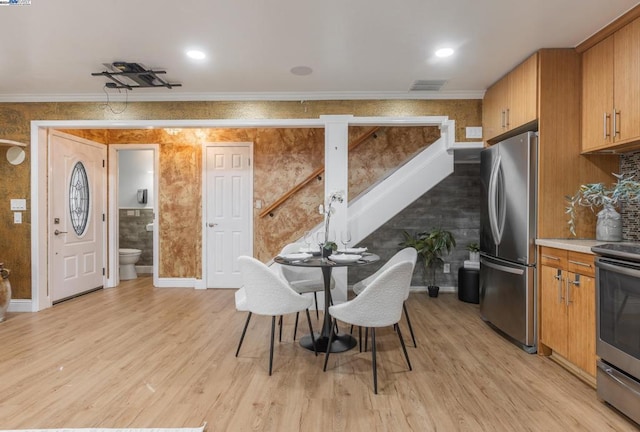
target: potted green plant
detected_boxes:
[566,173,640,241]
[466,242,480,262]
[400,228,456,297]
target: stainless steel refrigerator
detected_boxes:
[479,131,537,353]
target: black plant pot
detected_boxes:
[322,246,333,258]
[427,285,440,298]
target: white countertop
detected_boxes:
[535,238,608,254]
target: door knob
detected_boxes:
[54,229,68,235]
[208,223,218,227]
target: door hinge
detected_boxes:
[248,158,251,166]
[102,268,105,276]
[102,159,105,168]
[102,213,105,222]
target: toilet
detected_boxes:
[119,248,142,280]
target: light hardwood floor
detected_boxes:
[0,277,637,431]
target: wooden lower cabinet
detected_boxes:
[539,247,596,378]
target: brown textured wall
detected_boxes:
[0,99,481,298]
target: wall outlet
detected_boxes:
[443,263,450,273]
[465,126,483,139]
[14,212,22,224]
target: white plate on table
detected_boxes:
[336,247,368,254]
[279,252,312,262]
[299,246,321,255]
[329,254,362,264]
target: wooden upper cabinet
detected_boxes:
[614,17,640,143]
[582,16,640,152]
[508,54,538,129]
[483,53,538,142]
[482,77,508,140]
[582,36,614,151]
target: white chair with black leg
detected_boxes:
[278,242,336,340]
[323,261,413,394]
[352,247,418,348]
[235,256,317,376]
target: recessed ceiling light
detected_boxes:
[290,66,313,76]
[186,50,206,60]
[435,48,454,58]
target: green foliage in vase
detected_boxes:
[565,173,640,236]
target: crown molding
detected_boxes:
[0,90,485,103]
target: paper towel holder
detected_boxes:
[137,189,147,204]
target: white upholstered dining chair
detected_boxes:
[235,256,317,375]
[352,247,418,347]
[323,261,413,394]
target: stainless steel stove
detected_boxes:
[592,242,640,425]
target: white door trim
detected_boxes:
[31,116,451,311]
[200,142,254,289]
[107,144,160,288]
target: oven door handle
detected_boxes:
[597,260,640,278]
[598,361,640,397]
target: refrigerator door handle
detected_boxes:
[496,162,506,243]
[488,154,501,245]
[480,257,525,275]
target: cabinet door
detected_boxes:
[582,36,614,151]
[614,17,640,143]
[508,53,538,129]
[566,272,596,377]
[483,77,508,141]
[539,265,568,356]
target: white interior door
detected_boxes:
[205,144,252,288]
[50,132,106,302]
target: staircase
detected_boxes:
[347,124,455,245]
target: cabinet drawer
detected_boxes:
[567,251,595,277]
[540,247,567,268]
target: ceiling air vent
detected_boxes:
[409,79,447,92]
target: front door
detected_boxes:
[50,131,106,302]
[205,144,252,288]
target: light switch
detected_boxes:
[14,212,22,224]
[10,199,26,211]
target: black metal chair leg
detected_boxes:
[359,326,362,352]
[235,312,252,357]
[269,316,276,376]
[293,312,300,341]
[305,309,318,356]
[396,323,412,371]
[403,302,417,348]
[323,318,338,371]
[350,324,354,335]
[313,292,319,320]
[365,327,369,352]
[371,327,378,394]
[278,315,283,342]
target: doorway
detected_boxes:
[48,131,107,302]
[108,144,159,287]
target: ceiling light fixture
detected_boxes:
[290,66,313,76]
[435,48,455,58]
[186,50,206,60]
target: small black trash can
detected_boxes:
[458,267,479,304]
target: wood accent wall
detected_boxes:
[0,99,481,298]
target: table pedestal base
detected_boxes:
[300,332,358,353]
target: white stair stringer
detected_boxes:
[348,121,455,246]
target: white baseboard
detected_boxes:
[8,299,34,313]
[410,285,456,293]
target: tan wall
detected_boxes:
[0,99,481,299]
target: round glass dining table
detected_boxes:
[274,252,379,353]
